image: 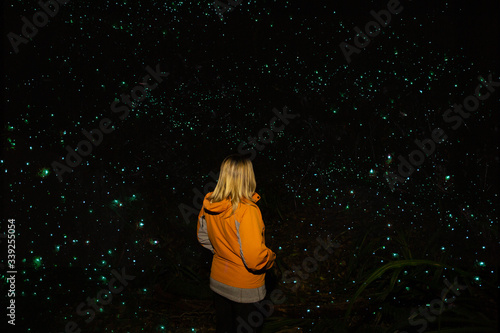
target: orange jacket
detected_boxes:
[197,192,276,289]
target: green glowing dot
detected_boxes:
[38,168,50,178]
[33,256,43,269]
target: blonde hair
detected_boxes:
[209,155,256,215]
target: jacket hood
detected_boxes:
[203,192,260,217]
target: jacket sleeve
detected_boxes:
[236,206,276,271]
[197,208,214,253]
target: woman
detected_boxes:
[197,154,276,333]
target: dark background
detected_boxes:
[1,0,499,332]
